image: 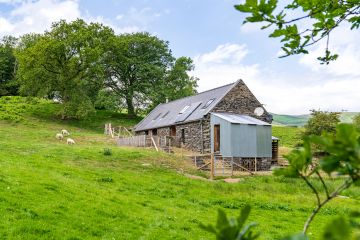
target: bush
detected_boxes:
[103,148,112,156]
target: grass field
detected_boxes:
[0,97,359,239]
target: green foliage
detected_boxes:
[200,206,259,240]
[275,123,360,236]
[94,89,123,111]
[16,19,114,119]
[235,0,360,64]
[304,110,340,137]
[353,113,360,131]
[104,32,197,115]
[0,36,18,96]
[322,216,351,240]
[103,148,112,156]
[150,56,198,109]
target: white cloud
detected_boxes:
[192,43,260,91]
[299,25,360,77]
[193,42,360,114]
[0,0,81,37]
[0,0,144,37]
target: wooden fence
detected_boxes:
[118,135,149,147]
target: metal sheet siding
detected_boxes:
[210,113,272,157]
[256,125,272,157]
[231,124,257,157]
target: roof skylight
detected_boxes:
[202,98,215,109]
[179,105,190,114]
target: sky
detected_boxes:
[0,0,359,114]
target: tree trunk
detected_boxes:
[126,94,135,116]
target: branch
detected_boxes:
[315,170,330,198]
[303,178,353,234]
[300,172,321,206]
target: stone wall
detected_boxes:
[212,80,273,123]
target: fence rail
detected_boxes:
[118,135,148,147]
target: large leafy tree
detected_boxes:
[235,0,360,64]
[0,36,18,96]
[16,19,114,119]
[150,56,198,109]
[105,32,197,115]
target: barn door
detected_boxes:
[214,125,220,152]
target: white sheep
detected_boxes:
[61,129,70,136]
[55,133,64,140]
[67,138,76,145]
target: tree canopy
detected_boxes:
[304,110,340,136]
[105,32,197,115]
[0,36,18,96]
[235,0,360,64]
[16,19,114,118]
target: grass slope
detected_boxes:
[0,97,359,239]
[272,112,359,127]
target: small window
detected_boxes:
[202,98,215,109]
[152,129,157,136]
[161,111,170,118]
[181,129,185,144]
[153,113,161,120]
[179,105,190,114]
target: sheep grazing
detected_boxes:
[67,138,76,145]
[55,133,64,140]
[61,129,70,136]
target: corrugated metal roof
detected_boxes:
[134,81,238,131]
[211,112,271,126]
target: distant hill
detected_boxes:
[271,112,359,126]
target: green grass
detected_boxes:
[0,96,359,239]
[272,126,304,148]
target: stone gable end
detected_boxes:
[211,80,272,123]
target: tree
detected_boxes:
[105,32,197,115]
[150,56,198,109]
[235,0,360,64]
[203,124,360,239]
[0,36,18,96]
[16,19,114,119]
[304,110,340,137]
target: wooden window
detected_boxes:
[145,130,149,135]
[214,124,220,152]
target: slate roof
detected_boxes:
[134,80,239,131]
[211,112,270,126]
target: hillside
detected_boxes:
[272,112,359,126]
[0,96,359,239]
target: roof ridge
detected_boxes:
[159,81,237,105]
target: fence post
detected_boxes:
[231,157,234,176]
[210,154,214,180]
[255,157,257,172]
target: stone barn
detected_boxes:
[133,79,274,170]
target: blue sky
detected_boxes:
[0,0,359,114]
